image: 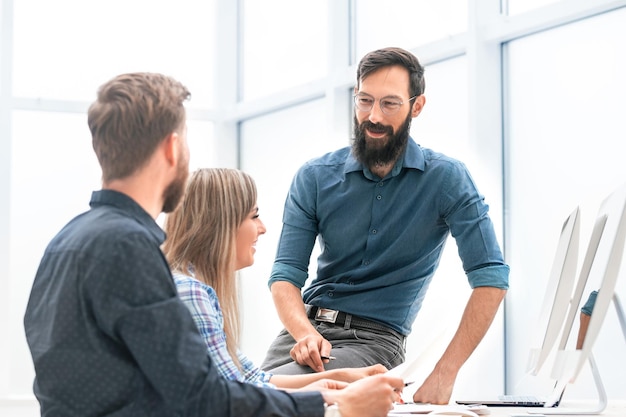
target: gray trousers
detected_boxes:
[260,319,406,374]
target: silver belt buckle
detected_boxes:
[315,307,339,323]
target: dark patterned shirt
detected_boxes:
[24,189,322,417]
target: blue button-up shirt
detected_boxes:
[269,139,509,336]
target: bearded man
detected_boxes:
[261,47,510,406]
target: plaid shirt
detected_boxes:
[173,272,275,388]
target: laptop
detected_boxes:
[455,355,569,407]
[455,393,558,408]
[456,207,581,408]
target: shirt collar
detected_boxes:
[89,189,166,244]
[344,138,426,178]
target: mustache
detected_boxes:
[357,121,393,136]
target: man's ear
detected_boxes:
[411,95,426,118]
[162,132,179,166]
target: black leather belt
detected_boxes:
[306,305,404,340]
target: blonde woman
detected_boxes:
[162,168,387,390]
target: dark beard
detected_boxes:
[351,111,412,168]
[162,158,189,213]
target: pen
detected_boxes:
[394,381,415,405]
[394,381,414,394]
[320,355,336,360]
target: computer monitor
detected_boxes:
[556,213,608,358]
[526,206,581,376]
[454,207,582,409]
[530,183,626,415]
[570,183,626,381]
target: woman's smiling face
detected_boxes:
[235,205,266,270]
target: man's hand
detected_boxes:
[411,367,456,404]
[290,333,333,372]
[322,374,404,417]
[271,281,332,371]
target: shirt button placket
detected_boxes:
[364,181,384,267]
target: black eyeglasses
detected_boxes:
[353,93,417,115]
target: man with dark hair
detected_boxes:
[262,47,510,405]
[24,72,402,417]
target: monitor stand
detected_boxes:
[528,293,625,415]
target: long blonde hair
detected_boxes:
[162,168,258,368]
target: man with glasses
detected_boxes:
[262,47,510,405]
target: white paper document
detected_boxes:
[389,403,488,416]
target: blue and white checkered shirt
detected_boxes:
[173,271,275,389]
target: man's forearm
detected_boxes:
[413,286,506,404]
[435,286,506,374]
[271,281,319,340]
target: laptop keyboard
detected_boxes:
[498,395,544,406]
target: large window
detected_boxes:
[354,0,467,60]
[241,0,328,101]
[507,0,561,15]
[506,7,626,399]
[13,0,216,108]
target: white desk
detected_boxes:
[389,401,626,417]
[481,401,626,417]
